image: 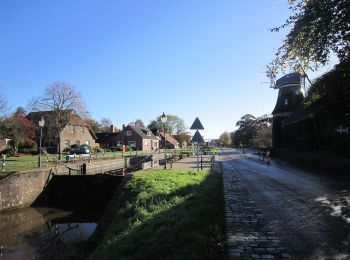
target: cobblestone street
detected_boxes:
[222,158,290,259]
[220,148,350,259]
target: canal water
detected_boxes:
[0,206,99,259]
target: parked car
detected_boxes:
[70,146,90,154]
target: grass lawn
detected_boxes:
[0,154,57,174]
[80,169,225,259]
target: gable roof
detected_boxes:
[127,124,158,140]
[26,110,97,139]
[95,132,119,143]
[158,132,180,146]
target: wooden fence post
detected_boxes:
[2,155,6,172]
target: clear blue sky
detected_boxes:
[0,1,330,139]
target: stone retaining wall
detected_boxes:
[0,154,164,212]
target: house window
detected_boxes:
[144,141,148,147]
[64,140,70,147]
[80,126,84,133]
[284,99,288,105]
[128,141,136,148]
[86,140,90,145]
[153,141,157,148]
[76,141,80,146]
[70,126,75,133]
[147,131,151,136]
[117,141,123,147]
[125,131,132,136]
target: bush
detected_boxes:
[1,148,14,156]
[63,146,71,153]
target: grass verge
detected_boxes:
[79,169,225,259]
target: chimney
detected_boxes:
[110,125,116,133]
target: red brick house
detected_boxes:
[115,124,159,152]
[158,132,180,149]
[96,125,120,149]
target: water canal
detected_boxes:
[0,174,125,259]
[0,206,100,259]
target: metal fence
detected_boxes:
[0,147,215,174]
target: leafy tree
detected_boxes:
[219,131,232,147]
[4,114,36,155]
[148,114,186,135]
[267,0,350,81]
[134,118,145,127]
[305,59,350,155]
[234,114,257,146]
[176,132,191,147]
[29,82,86,157]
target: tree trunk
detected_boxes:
[57,130,61,161]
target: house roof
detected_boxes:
[27,110,97,139]
[281,103,314,127]
[158,132,179,146]
[127,124,158,140]
[95,132,119,143]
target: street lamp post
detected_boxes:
[160,112,167,170]
[38,117,45,168]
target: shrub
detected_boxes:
[63,146,71,153]
[1,148,14,156]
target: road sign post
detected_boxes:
[190,117,204,172]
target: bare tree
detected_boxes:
[100,117,113,133]
[29,82,86,158]
[0,94,9,119]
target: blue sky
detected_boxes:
[0,1,332,139]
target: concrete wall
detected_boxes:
[0,154,164,212]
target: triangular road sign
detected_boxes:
[190,117,204,130]
[191,130,204,143]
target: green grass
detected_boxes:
[0,155,57,174]
[80,169,225,260]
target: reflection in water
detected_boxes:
[0,207,98,259]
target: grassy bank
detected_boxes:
[80,169,225,259]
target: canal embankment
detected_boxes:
[76,156,225,259]
[0,154,164,259]
[0,154,162,211]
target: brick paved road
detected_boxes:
[221,148,350,259]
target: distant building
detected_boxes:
[158,132,180,149]
[95,125,120,149]
[27,110,97,153]
[115,124,159,152]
